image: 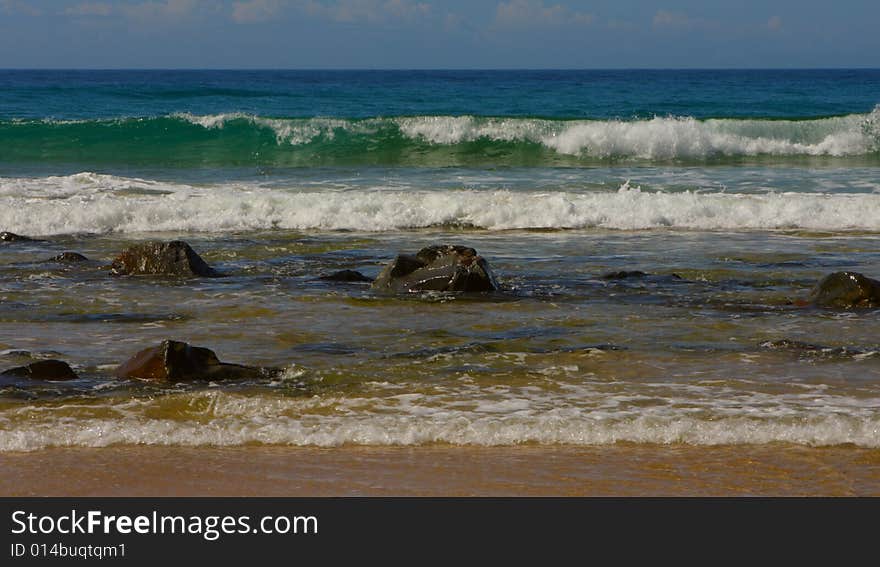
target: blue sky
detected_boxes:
[0,0,878,68]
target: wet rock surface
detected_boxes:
[44,252,89,263]
[0,231,40,243]
[110,241,221,277]
[371,245,499,293]
[319,269,373,283]
[1,360,78,381]
[602,270,683,281]
[807,271,880,308]
[115,340,274,382]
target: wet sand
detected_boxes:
[2,444,879,496]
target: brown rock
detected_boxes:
[110,241,221,277]
[115,340,270,382]
[371,244,499,293]
[1,360,78,381]
[807,271,880,308]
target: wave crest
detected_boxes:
[3,109,877,166]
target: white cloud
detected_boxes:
[653,10,685,28]
[303,0,431,24]
[124,0,202,20]
[0,0,42,16]
[652,10,714,31]
[494,1,593,29]
[64,2,113,17]
[232,0,282,23]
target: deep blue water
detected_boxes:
[2,69,879,120]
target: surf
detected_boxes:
[3,174,880,234]
[1,109,878,167]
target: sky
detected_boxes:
[0,0,878,69]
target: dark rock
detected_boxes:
[602,270,649,280]
[319,269,373,283]
[44,252,89,263]
[0,231,39,243]
[1,360,78,381]
[759,339,825,351]
[110,241,221,277]
[602,271,683,280]
[115,340,272,382]
[371,244,499,293]
[807,271,880,308]
[759,339,868,358]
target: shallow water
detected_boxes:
[1,226,879,450]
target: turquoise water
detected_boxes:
[0,70,879,451]
[1,69,879,171]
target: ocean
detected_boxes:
[1,69,879,466]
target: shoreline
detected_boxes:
[2,444,879,496]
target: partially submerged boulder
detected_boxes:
[0,231,39,243]
[602,270,649,280]
[601,271,683,281]
[44,252,89,263]
[319,269,373,283]
[371,245,499,293]
[1,360,78,381]
[115,340,271,382]
[110,241,221,277]
[807,271,880,308]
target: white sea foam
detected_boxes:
[3,174,880,235]
[0,387,878,451]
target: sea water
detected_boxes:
[0,69,878,451]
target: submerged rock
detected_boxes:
[1,360,78,381]
[602,270,649,279]
[759,339,826,351]
[110,241,221,277]
[319,269,373,283]
[115,340,272,382]
[0,231,40,243]
[807,271,880,308]
[44,252,89,263]
[759,339,869,358]
[601,271,683,281]
[372,244,499,293]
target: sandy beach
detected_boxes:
[2,444,879,497]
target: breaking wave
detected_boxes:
[1,108,878,166]
[3,173,880,234]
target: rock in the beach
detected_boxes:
[1,360,78,381]
[759,339,825,351]
[319,269,373,283]
[110,241,221,277]
[807,271,880,308]
[371,244,499,293]
[601,270,683,281]
[115,340,271,382]
[44,252,89,263]
[0,231,39,243]
[602,270,649,279]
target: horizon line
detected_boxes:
[2,67,880,72]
